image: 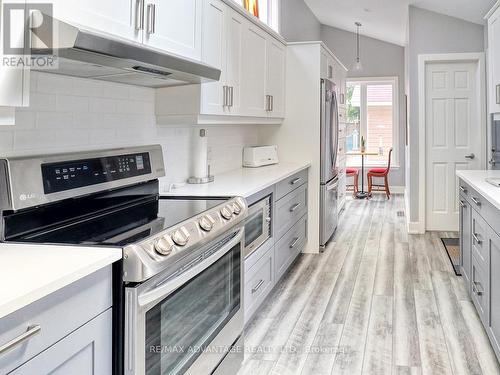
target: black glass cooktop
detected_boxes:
[4,194,228,247]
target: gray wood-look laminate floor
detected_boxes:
[236,195,500,375]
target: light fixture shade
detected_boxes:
[352,59,363,72]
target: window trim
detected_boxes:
[346,76,400,168]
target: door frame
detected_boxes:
[418,53,486,232]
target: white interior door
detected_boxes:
[425,61,482,231]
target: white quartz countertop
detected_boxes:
[0,244,122,319]
[456,170,500,211]
[164,162,311,198]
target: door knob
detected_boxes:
[465,153,475,160]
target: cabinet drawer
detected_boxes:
[0,267,112,374]
[275,184,308,240]
[244,246,274,323]
[472,210,489,268]
[276,169,308,200]
[275,215,307,281]
[10,309,112,375]
[471,257,489,326]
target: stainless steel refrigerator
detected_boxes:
[320,78,339,248]
[491,114,500,169]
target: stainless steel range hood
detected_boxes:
[30,14,221,88]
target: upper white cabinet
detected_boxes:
[241,24,267,117]
[487,3,500,114]
[143,0,203,61]
[266,37,286,118]
[156,0,286,125]
[51,0,142,43]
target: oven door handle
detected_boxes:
[138,227,244,308]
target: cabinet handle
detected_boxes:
[473,233,482,245]
[290,177,302,185]
[0,325,41,355]
[471,197,481,207]
[135,0,145,30]
[251,279,265,294]
[265,95,270,111]
[289,237,301,249]
[223,85,228,107]
[229,86,234,107]
[459,186,467,193]
[497,84,500,105]
[270,95,274,111]
[146,3,156,35]
[459,200,466,208]
[472,281,484,296]
[340,93,345,104]
[289,203,301,212]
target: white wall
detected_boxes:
[280,0,321,41]
[321,25,406,188]
[0,72,259,190]
[407,6,485,223]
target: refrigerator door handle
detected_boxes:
[330,90,339,172]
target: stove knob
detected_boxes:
[172,227,190,246]
[232,202,242,215]
[199,215,214,232]
[154,235,174,255]
[220,206,233,220]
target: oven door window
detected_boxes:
[144,244,241,375]
[245,211,264,247]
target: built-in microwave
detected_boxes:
[243,195,272,258]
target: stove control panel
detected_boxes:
[41,152,152,194]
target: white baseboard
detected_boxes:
[404,189,425,234]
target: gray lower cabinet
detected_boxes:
[244,168,309,324]
[488,227,500,359]
[10,309,112,375]
[459,195,471,286]
[0,266,113,374]
[459,177,500,363]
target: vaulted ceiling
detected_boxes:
[304,0,496,46]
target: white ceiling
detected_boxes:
[304,0,496,46]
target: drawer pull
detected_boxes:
[472,281,484,296]
[251,279,265,294]
[459,200,466,208]
[473,233,482,245]
[289,203,301,212]
[289,237,300,249]
[0,325,41,355]
[471,197,481,206]
[459,186,467,193]
[290,177,302,185]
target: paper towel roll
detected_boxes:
[192,129,208,179]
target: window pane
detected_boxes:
[346,83,361,166]
[366,84,393,163]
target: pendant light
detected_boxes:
[352,22,363,72]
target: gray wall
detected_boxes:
[280,0,321,41]
[321,25,407,187]
[407,6,485,222]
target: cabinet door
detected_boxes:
[225,9,244,115]
[266,37,285,118]
[0,0,28,110]
[51,0,141,43]
[11,309,112,375]
[459,197,472,286]
[143,0,202,61]
[489,8,500,113]
[240,23,267,117]
[488,226,500,357]
[200,0,227,115]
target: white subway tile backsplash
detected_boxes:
[2,72,260,186]
[56,95,89,113]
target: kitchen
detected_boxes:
[0,0,499,374]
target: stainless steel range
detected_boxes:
[0,145,248,375]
